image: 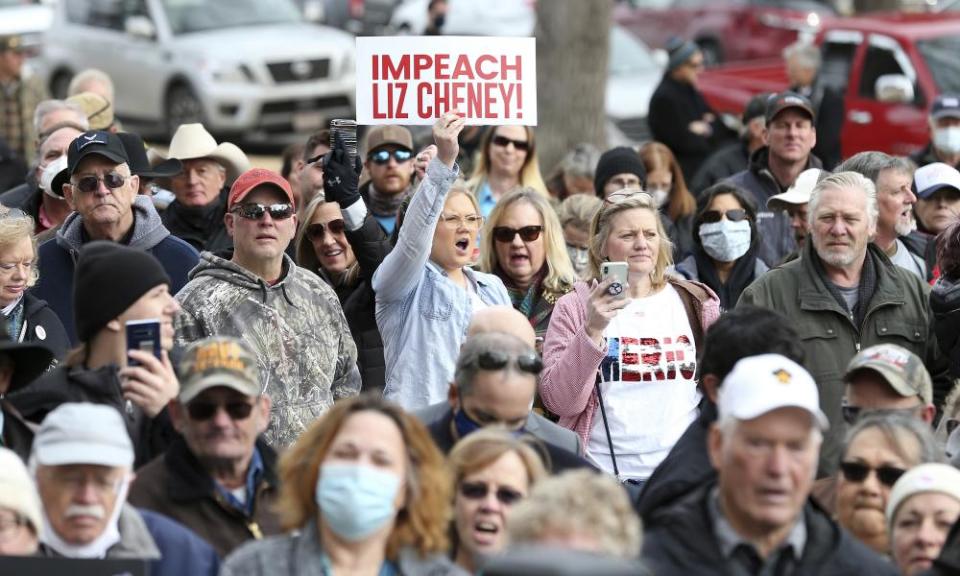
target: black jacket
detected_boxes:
[932,275,960,379]
[0,399,34,461]
[649,75,728,181]
[0,178,40,221]
[161,188,233,255]
[8,362,176,468]
[911,143,959,169]
[21,292,70,361]
[689,141,751,196]
[793,81,845,170]
[642,483,898,576]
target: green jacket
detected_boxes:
[739,241,947,476]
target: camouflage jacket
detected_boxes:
[174,253,360,448]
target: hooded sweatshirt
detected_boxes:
[174,252,360,449]
[33,195,199,343]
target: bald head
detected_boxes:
[468,306,536,348]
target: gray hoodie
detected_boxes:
[56,195,171,253]
[174,252,360,448]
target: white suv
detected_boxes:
[37,0,356,143]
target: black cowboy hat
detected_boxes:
[117,132,183,180]
[0,321,54,394]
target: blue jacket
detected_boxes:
[33,196,199,343]
[373,159,509,409]
[138,508,220,576]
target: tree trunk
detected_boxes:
[535,0,612,176]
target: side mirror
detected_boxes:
[875,74,914,104]
[125,16,156,40]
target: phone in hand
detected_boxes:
[600,261,629,299]
[126,319,161,367]
[329,119,358,168]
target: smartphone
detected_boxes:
[329,119,358,167]
[126,319,161,367]
[600,261,629,299]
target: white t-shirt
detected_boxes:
[587,284,700,481]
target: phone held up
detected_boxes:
[126,319,161,367]
[600,261,629,299]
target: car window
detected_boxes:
[160,0,302,35]
[857,37,920,104]
[819,40,856,97]
[918,35,960,96]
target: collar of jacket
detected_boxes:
[105,504,162,560]
[165,188,228,230]
[56,195,171,254]
[162,435,278,506]
[748,147,823,193]
[797,240,904,315]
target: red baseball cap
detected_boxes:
[228,168,295,210]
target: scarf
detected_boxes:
[692,243,759,312]
[811,247,878,328]
[368,183,413,220]
[2,295,24,342]
[502,267,553,335]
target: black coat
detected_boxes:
[642,483,898,576]
[8,363,176,468]
[932,275,960,379]
[689,141,751,196]
[21,292,70,361]
[0,400,34,462]
[0,178,39,220]
[811,85,845,171]
[161,188,233,255]
[649,75,728,181]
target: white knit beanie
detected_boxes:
[886,463,960,532]
[0,447,42,534]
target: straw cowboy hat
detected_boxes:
[164,123,249,183]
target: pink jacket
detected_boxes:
[540,277,720,448]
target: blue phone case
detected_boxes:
[125,319,161,367]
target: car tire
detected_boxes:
[165,83,205,137]
[698,39,723,67]
[50,70,73,99]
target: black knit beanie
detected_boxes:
[594,146,647,197]
[73,241,171,343]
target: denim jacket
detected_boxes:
[373,159,510,409]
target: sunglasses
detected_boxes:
[368,149,413,165]
[839,461,906,487]
[187,400,255,421]
[492,225,543,243]
[948,418,959,436]
[307,219,345,241]
[231,203,295,221]
[492,135,530,152]
[841,405,922,426]
[476,350,543,375]
[701,209,748,223]
[459,481,524,506]
[74,172,126,193]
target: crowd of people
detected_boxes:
[4,28,960,576]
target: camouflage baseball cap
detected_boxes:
[178,336,259,404]
[844,344,932,405]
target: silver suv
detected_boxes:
[37,0,356,143]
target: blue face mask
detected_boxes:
[315,463,401,541]
[699,219,751,263]
[454,406,525,439]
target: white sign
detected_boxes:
[355,36,537,126]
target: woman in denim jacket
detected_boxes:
[373,112,510,409]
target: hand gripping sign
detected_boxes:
[356,36,537,126]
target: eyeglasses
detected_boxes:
[368,149,413,165]
[841,405,923,426]
[492,135,530,152]
[839,461,906,487]
[492,225,543,243]
[686,60,705,70]
[306,219,346,241]
[459,481,524,506]
[701,209,748,223]
[440,213,483,230]
[476,349,543,375]
[73,171,126,193]
[231,203,295,221]
[186,400,255,421]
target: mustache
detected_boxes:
[65,504,106,520]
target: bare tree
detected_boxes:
[535,0,612,175]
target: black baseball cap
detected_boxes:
[67,131,129,176]
[743,92,772,124]
[765,91,815,124]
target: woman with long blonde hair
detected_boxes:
[467,125,547,218]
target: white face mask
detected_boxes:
[39,155,68,198]
[698,219,752,262]
[934,126,960,155]
[39,474,130,559]
[649,188,669,209]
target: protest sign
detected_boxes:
[355,36,537,126]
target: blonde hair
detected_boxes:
[507,469,642,558]
[558,194,602,231]
[588,191,673,288]
[0,206,38,287]
[275,395,452,559]
[480,188,576,303]
[447,429,547,486]
[467,126,548,197]
[294,195,360,288]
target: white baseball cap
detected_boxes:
[718,354,829,430]
[914,162,960,200]
[32,403,134,468]
[768,168,823,210]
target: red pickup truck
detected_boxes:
[696,12,960,159]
